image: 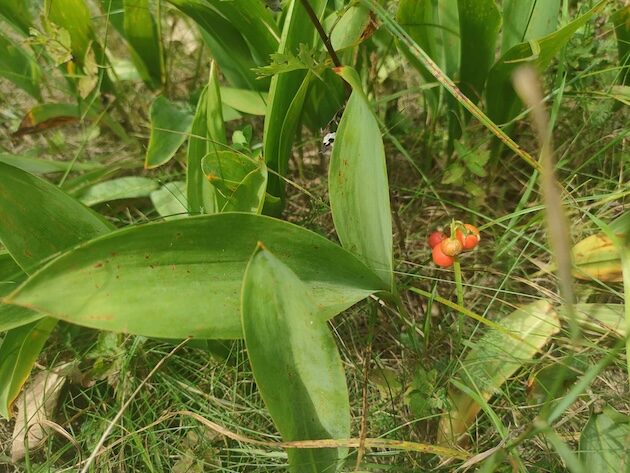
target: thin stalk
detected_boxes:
[299,0,342,67]
[453,259,464,331]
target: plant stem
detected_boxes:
[299,0,342,68]
[453,260,464,332]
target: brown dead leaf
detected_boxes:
[11,365,68,462]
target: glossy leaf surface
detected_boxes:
[242,248,350,472]
[7,214,386,339]
[329,67,393,290]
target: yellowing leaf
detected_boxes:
[572,234,624,282]
[438,300,560,445]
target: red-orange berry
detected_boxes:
[428,231,447,248]
[455,224,480,250]
[432,244,454,267]
[440,237,463,257]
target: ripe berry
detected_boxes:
[456,224,480,250]
[428,231,447,248]
[440,237,463,257]
[432,244,454,267]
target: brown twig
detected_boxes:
[299,0,342,68]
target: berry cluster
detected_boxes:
[428,223,480,268]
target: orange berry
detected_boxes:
[440,237,463,257]
[456,224,480,250]
[432,244,454,267]
[428,231,447,248]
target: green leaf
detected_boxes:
[263,0,327,197]
[328,3,372,51]
[0,162,113,273]
[123,0,164,88]
[0,164,113,420]
[457,0,500,103]
[0,35,41,99]
[6,214,385,340]
[438,300,560,444]
[565,304,626,339]
[144,96,193,169]
[45,0,94,65]
[501,0,561,54]
[0,153,101,175]
[487,0,606,126]
[242,247,350,472]
[0,318,58,419]
[78,177,159,207]
[187,63,226,215]
[0,0,33,34]
[579,407,630,471]
[329,67,394,291]
[167,0,277,91]
[150,181,188,220]
[0,253,41,332]
[202,152,267,213]
[612,6,630,85]
[219,87,267,116]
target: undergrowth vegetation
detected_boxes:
[0,0,628,471]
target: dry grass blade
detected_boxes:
[513,65,577,340]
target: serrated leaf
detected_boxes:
[242,248,350,472]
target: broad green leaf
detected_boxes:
[0,253,41,332]
[263,0,327,197]
[328,3,371,51]
[219,88,267,116]
[501,0,561,54]
[7,214,386,340]
[123,0,164,88]
[438,300,560,444]
[612,6,630,85]
[0,318,58,419]
[0,162,113,273]
[579,407,630,471]
[78,177,159,207]
[168,0,277,91]
[242,248,350,472]
[187,63,225,215]
[45,0,94,65]
[396,0,450,115]
[0,164,113,420]
[150,181,188,220]
[144,96,193,169]
[202,152,267,213]
[101,0,125,33]
[487,0,606,126]
[0,153,101,175]
[457,0,500,103]
[0,36,41,99]
[0,0,32,34]
[329,67,394,291]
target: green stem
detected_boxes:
[453,259,464,332]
